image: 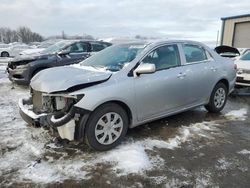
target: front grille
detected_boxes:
[32,90,43,113]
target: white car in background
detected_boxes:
[235,50,250,87]
[19,40,61,56]
[0,44,34,57]
[0,44,11,57]
[19,48,45,56]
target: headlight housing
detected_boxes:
[16,64,29,69]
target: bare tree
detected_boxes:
[0,26,43,43]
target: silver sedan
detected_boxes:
[19,40,237,151]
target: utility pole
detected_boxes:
[216,30,219,46]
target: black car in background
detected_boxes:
[7,40,112,85]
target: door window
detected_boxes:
[142,44,181,71]
[91,43,105,52]
[183,44,207,63]
[66,42,88,53]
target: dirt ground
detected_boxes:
[0,62,250,188]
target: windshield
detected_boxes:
[240,51,250,61]
[80,44,146,71]
[42,41,72,54]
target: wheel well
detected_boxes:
[99,101,133,125]
[217,79,229,93]
[1,51,9,56]
[32,67,49,77]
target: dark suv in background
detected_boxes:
[6,40,111,85]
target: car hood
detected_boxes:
[31,65,112,93]
[235,60,250,70]
[14,53,50,61]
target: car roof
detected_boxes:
[114,39,209,48]
[54,40,112,45]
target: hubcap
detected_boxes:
[214,88,226,108]
[95,112,123,145]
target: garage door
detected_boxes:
[233,21,250,48]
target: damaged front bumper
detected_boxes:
[19,97,48,127]
[8,67,30,85]
[18,97,89,141]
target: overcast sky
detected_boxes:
[0,0,250,43]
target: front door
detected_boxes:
[58,42,90,65]
[134,44,189,121]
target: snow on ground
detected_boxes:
[95,121,219,176]
[216,157,233,170]
[0,57,13,63]
[238,149,250,155]
[224,108,248,121]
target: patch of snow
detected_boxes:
[143,121,218,151]
[96,121,218,175]
[225,108,248,121]
[98,142,151,175]
[71,64,109,72]
[165,178,190,188]
[216,157,232,170]
[0,57,13,63]
[238,149,250,155]
[144,128,191,150]
[19,160,89,183]
[194,170,214,188]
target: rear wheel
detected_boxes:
[205,82,228,113]
[1,51,9,57]
[85,103,128,151]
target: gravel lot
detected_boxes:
[0,61,250,188]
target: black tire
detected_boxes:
[1,51,9,57]
[205,82,228,113]
[85,103,128,151]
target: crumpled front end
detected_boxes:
[7,59,34,85]
[19,89,89,141]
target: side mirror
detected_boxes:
[57,49,70,56]
[134,63,156,77]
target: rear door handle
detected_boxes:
[210,67,217,72]
[177,72,186,79]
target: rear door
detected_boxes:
[179,43,218,105]
[134,43,190,121]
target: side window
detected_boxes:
[66,42,88,53]
[78,42,88,52]
[183,44,207,63]
[142,44,181,71]
[91,43,105,52]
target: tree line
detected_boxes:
[0,26,43,44]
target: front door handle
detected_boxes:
[177,72,186,79]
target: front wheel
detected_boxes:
[205,82,228,113]
[85,103,128,151]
